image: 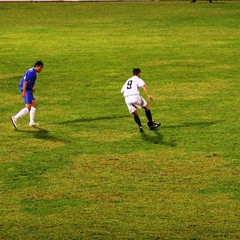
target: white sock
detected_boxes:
[14,108,29,120]
[30,107,36,124]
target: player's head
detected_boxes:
[34,61,44,72]
[133,68,141,76]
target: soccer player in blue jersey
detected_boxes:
[11,61,44,129]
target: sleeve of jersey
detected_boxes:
[138,78,145,88]
[25,70,34,82]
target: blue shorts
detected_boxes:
[22,90,35,104]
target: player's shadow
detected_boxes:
[161,120,221,129]
[141,130,176,147]
[15,126,64,142]
[140,121,221,146]
[15,126,48,133]
[56,115,129,125]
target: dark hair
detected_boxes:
[34,61,44,67]
[133,68,141,75]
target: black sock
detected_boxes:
[134,115,142,127]
[145,110,153,124]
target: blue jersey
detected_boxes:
[19,67,37,92]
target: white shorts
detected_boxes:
[124,95,147,114]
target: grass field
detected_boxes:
[0,1,239,239]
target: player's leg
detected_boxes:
[11,106,29,129]
[138,97,155,126]
[125,96,143,132]
[143,104,153,125]
[143,103,161,130]
[132,111,144,132]
[29,99,37,126]
[11,92,32,128]
[13,103,31,120]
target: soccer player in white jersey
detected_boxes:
[121,68,160,132]
[11,61,44,129]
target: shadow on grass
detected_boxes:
[141,130,176,147]
[141,121,221,146]
[55,115,130,125]
[15,126,49,134]
[161,120,221,129]
[15,126,64,142]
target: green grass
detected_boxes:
[0,1,239,239]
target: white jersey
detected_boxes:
[121,76,145,97]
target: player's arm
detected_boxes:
[121,85,125,94]
[21,81,27,98]
[142,84,153,102]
